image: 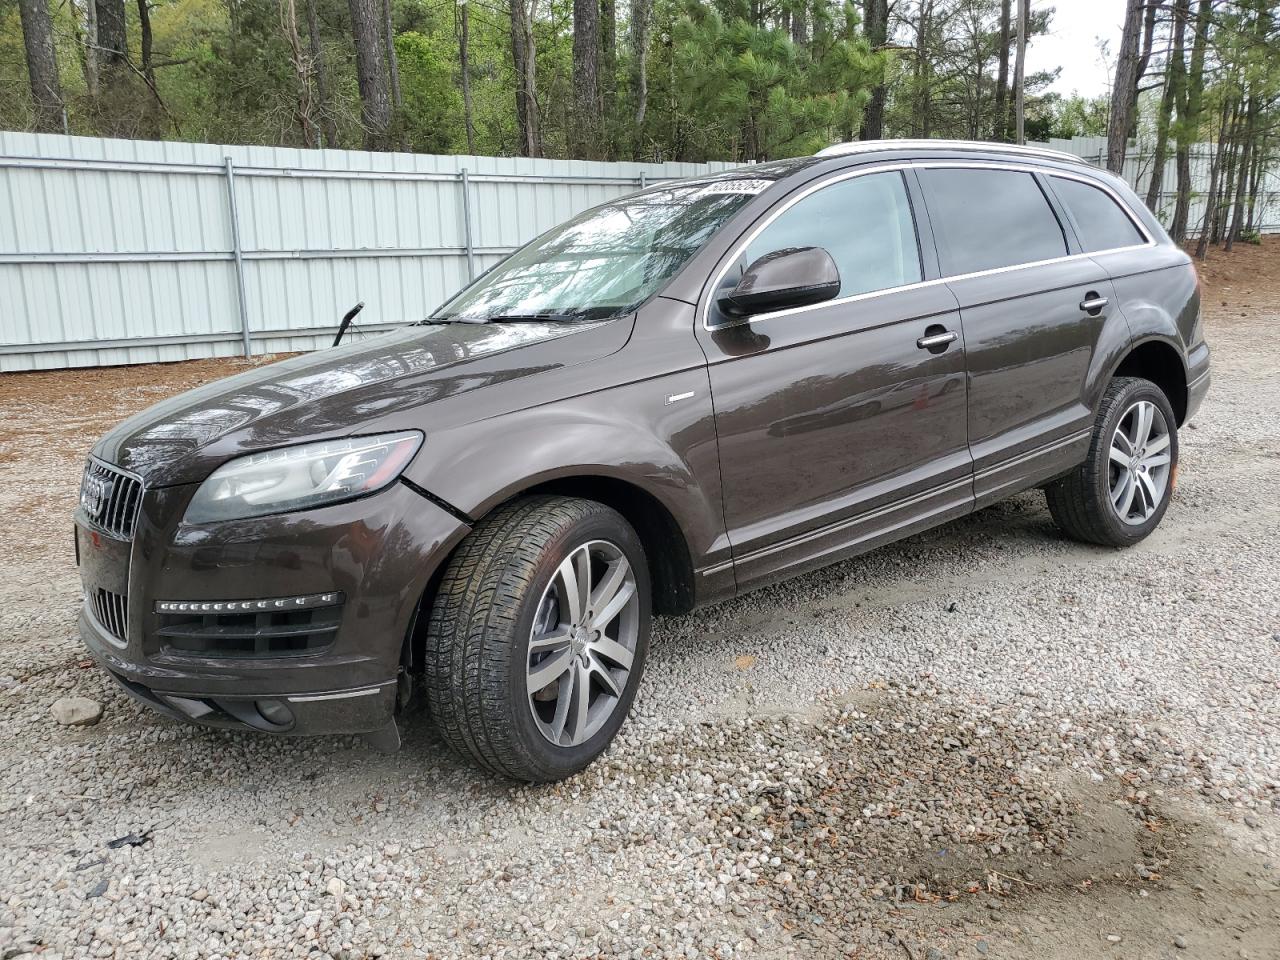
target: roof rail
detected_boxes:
[815,138,1089,166]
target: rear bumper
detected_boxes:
[75,478,470,737]
[1185,340,1211,423]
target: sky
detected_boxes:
[1025,0,1129,99]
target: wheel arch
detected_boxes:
[1109,337,1189,425]
[402,472,698,676]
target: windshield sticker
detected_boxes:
[691,179,772,197]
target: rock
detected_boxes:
[326,878,346,898]
[975,941,989,956]
[1173,936,1188,949]
[774,872,794,885]
[1105,934,1122,943]
[50,697,102,727]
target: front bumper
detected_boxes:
[76,478,470,737]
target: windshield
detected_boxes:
[432,179,770,323]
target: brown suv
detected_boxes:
[75,140,1210,781]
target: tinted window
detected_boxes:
[1051,176,1146,252]
[919,168,1067,275]
[738,171,922,303]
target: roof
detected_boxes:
[815,139,1089,166]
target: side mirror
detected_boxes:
[718,246,841,318]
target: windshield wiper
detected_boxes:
[420,310,607,325]
[419,315,484,325]
[480,313,582,323]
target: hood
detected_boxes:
[94,318,632,486]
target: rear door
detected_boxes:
[917,164,1126,506]
[696,167,972,590]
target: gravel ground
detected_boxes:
[1,243,1278,960]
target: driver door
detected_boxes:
[695,169,974,589]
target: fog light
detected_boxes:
[155,592,343,614]
[255,699,293,726]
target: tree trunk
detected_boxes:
[912,0,932,138]
[135,0,168,135]
[1245,134,1264,233]
[1195,97,1231,260]
[1171,0,1210,242]
[600,0,615,155]
[382,0,402,112]
[1013,0,1027,144]
[859,0,888,140]
[630,0,651,146]
[1145,0,1187,212]
[790,2,806,46]
[1225,96,1255,251]
[993,0,1011,141]
[1132,0,1158,128]
[348,0,392,150]
[306,0,339,147]
[1107,0,1144,172]
[95,0,127,69]
[81,0,99,97]
[458,0,475,153]
[510,0,541,157]
[572,0,602,158]
[1212,96,1241,246]
[280,0,318,147]
[18,0,63,132]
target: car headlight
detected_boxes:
[184,431,424,523]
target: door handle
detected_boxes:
[1079,295,1109,314]
[916,330,958,350]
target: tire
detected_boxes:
[1045,376,1180,547]
[423,495,651,782]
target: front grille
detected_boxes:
[80,459,143,540]
[156,601,343,658]
[92,589,128,642]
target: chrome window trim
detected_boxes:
[701,159,1156,331]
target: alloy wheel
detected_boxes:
[1108,400,1172,525]
[526,540,640,747]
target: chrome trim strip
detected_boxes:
[287,684,391,703]
[701,160,1155,332]
[666,391,695,404]
[973,428,1092,481]
[84,598,128,649]
[730,475,974,566]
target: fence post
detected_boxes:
[223,157,253,358]
[639,171,647,190]
[460,167,476,281]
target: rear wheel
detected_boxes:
[423,495,650,781]
[1045,376,1179,547]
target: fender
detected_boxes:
[395,298,736,606]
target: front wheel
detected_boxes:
[423,495,651,781]
[1045,376,1179,547]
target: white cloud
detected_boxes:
[1025,0,1128,99]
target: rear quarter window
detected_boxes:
[918,167,1068,276]
[1049,176,1147,252]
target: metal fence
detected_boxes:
[0,132,736,371]
[1,132,1276,371]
